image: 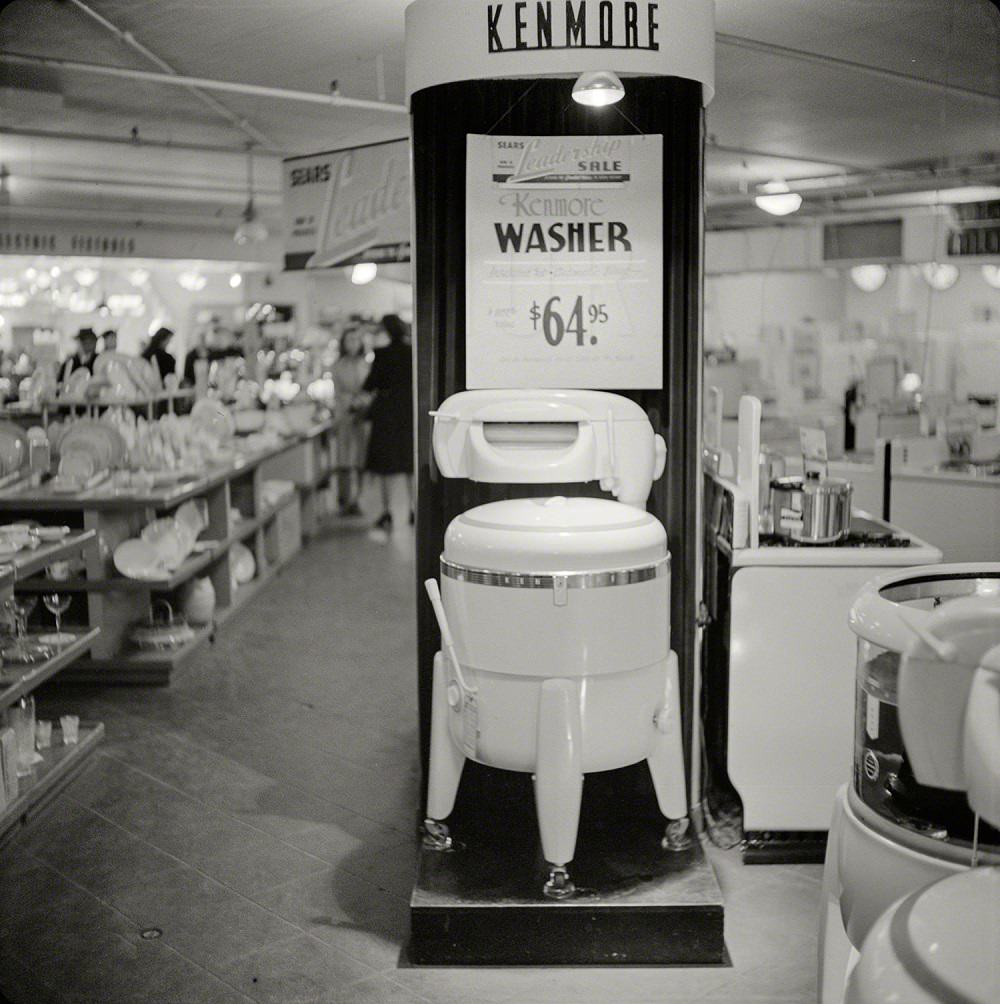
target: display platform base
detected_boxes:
[743,830,828,865]
[409,762,725,966]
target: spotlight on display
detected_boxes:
[350,262,378,285]
[920,262,959,291]
[754,180,802,216]
[571,70,625,107]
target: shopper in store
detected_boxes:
[60,327,99,380]
[332,325,371,516]
[181,331,211,386]
[100,329,118,354]
[142,326,176,378]
[362,313,413,530]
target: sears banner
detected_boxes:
[282,139,410,271]
[465,134,663,390]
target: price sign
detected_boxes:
[465,134,663,390]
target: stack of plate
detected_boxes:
[57,421,126,471]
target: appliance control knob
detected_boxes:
[447,682,462,708]
[653,707,672,734]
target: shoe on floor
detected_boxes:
[374,512,392,531]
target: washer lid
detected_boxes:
[892,869,999,1004]
[444,496,667,572]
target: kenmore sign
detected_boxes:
[487,2,661,53]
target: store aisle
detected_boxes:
[1,519,823,1004]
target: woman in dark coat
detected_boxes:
[363,314,413,530]
[142,326,176,378]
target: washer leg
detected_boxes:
[424,651,465,849]
[647,652,690,847]
[534,678,583,898]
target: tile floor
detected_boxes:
[0,515,824,1003]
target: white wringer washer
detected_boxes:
[422,389,689,900]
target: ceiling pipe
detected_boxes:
[0,126,287,158]
[0,52,409,116]
[717,33,1000,104]
[63,0,276,147]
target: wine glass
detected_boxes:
[5,594,38,661]
[42,593,74,646]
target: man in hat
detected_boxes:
[61,327,99,382]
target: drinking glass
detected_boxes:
[4,594,38,660]
[42,593,74,646]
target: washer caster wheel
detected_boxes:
[422,818,454,851]
[661,816,693,852]
[543,865,575,900]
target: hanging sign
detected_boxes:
[465,133,663,390]
[282,138,411,271]
[405,0,716,104]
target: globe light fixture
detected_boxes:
[74,267,98,287]
[754,180,803,217]
[849,264,889,293]
[571,70,625,107]
[350,262,378,285]
[981,264,1000,289]
[920,262,959,291]
[229,273,243,289]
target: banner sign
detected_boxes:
[465,133,663,390]
[405,0,715,104]
[0,219,280,263]
[282,139,411,271]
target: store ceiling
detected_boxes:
[1,0,998,232]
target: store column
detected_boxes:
[405,0,722,965]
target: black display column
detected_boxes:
[412,76,704,784]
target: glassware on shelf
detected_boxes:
[2,594,39,663]
[40,593,74,646]
[7,695,40,775]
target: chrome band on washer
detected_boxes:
[439,557,668,589]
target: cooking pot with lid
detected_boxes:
[770,473,852,544]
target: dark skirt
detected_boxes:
[365,395,413,474]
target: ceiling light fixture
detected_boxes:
[571,70,625,107]
[754,180,803,217]
[229,273,243,289]
[920,262,959,291]
[234,145,269,245]
[177,270,207,292]
[849,264,889,293]
[127,268,150,287]
[350,262,378,285]
[981,264,1000,289]
[73,267,98,287]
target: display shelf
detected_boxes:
[0,724,104,848]
[15,544,222,593]
[213,565,278,628]
[0,628,100,708]
[65,623,213,686]
[5,531,96,581]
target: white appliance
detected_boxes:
[819,565,1000,1003]
[423,389,688,899]
[700,398,942,858]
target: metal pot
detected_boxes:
[770,473,852,544]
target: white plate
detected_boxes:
[140,518,188,570]
[113,538,169,580]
